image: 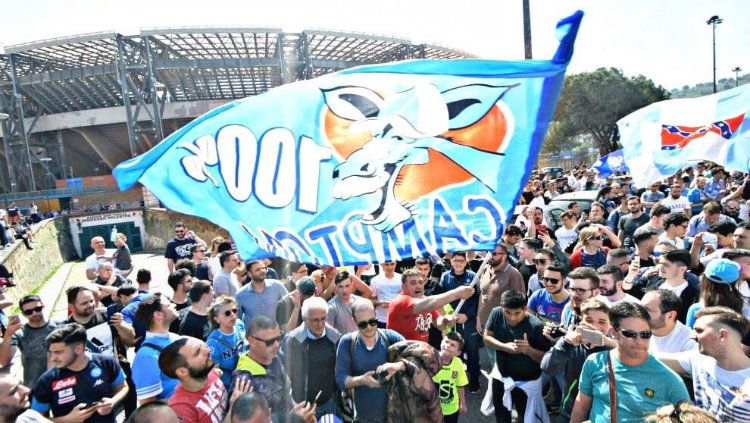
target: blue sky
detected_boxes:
[1,0,748,90]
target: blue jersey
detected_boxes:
[207,321,247,390]
[131,332,182,401]
[31,353,126,423]
[527,289,570,324]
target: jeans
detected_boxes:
[457,318,482,387]
[492,378,528,423]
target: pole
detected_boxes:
[451,252,492,317]
[522,0,532,59]
[712,21,717,93]
[733,67,742,87]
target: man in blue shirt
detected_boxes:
[237,260,289,326]
[438,251,481,392]
[132,293,182,405]
[528,261,570,324]
[31,323,129,423]
[570,302,689,423]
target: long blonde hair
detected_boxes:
[574,226,600,251]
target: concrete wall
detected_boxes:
[2,219,77,305]
[142,208,229,252]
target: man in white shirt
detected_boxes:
[369,261,402,327]
[641,289,697,353]
[595,264,638,307]
[659,183,691,216]
[84,236,114,280]
[555,211,579,252]
[659,213,690,250]
[656,307,750,422]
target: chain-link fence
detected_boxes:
[536,150,600,170]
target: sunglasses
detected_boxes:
[533,259,548,265]
[541,276,560,285]
[22,305,44,316]
[222,308,238,317]
[619,329,652,339]
[250,334,282,347]
[591,235,607,241]
[357,318,379,329]
[196,249,206,253]
[491,252,506,256]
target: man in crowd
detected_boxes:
[478,244,526,335]
[640,289,697,353]
[386,268,474,343]
[634,204,669,237]
[595,264,638,307]
[687,176,708,215]
[501,225,524,265]
[656,307,750,422]
[233,315,293,422]
[437,252,482,392]
[527,261,570,323]
[570,303,690,422]
[31,323,130,423]
[369,261,403,328]
[236,260,289,327]
[541,298,615,422]
[85,236,114,280]
[213,251,240,297]
[733,222,750,249]
[618,196,649,251]
[631,230,658,268]
[167,269,193,333]
[0,375,52,423]
[527,248,557,294]
[605,248,631,277]
[640,182,665,212]
[687,201,733,238]
[555,211,579,252]
[515,238,543,286]
[124,402,179,423]
[559,267,600,329]
[0,295,59,389]
[276,276,317,333]
[132,293,182,405]
[189,244,212,281]
[659,212,690,249]
[283,296,341,416]
[326,270,363,334]
[165,222,206,273]
[179,280,214,340]
[484,290,553,423]
[659,182,692,216]
[92,262,127,307]
[66,285,135,356]
[703,167,726,201]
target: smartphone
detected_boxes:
[8,314,21,326]
[702,233,718,248]
[579,328,604,346]
[81,401,101,412]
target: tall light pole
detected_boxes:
[707,15,723,93]
[522,0,532,59]
[733,66,742,87]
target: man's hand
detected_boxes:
[65,403,98,422]
[542,322,561,342]
[564,329,582,346]
[515,333,533,355]
[359,371,382,388]
[503,341,521,354]
[97,397,116,416]
[459,403,468,415]
[476,318,483,335]
[291,401,317,423]
[109,313,124,328]
[454,286,475,299]
[3,319,22,338]
[378,301,390,309]
[291,289,302,308]
[539,231,554,246]
[376,361,406,381]
[455,313,468,325]
[230,376,253,406]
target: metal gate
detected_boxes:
[79,222,143,257]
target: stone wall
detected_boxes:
[2,219,77,305]
[142,208,229,252]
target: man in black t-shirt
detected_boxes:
[165,222,206,273]
[178,280,213,341]
[484,290,552,423]
[31,323,129,423]
[66,286,135,358]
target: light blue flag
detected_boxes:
[592,149,629,177]
[114,11,583,265]
[619,84,750,187]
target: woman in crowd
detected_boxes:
[206,296,247,391]
[685,258,744,327]
[569,226,609,270]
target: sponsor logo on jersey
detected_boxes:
[52,376,77,391]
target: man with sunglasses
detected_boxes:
[570,303,690,423]
[527,248,557,294]
[0,295,59,389]
[132,293,181,405]
[528,262,570,324]
[165,222,206,273]
[234,315,294,422]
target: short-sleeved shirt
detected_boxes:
[236,280,289,327]
[386,294,438,342]
[207,321,247,390]
[31,353,126,423]
[68,311,120,359]
[432,356,469,416]
[131,332,182,401]
[327,294,361,334]
[640,191,665,209]
[619,213,650,250]
[169,369,228,423]
[369,273,403,322]
[660,196,691,214]
[579,351,690,423]
[165,237,197,261]
[677,351,750,422]
[11,321,61,389]
[179,311,210,341]
[84,250,115,278]
[527,290,569,324]
[485,308,552,381]
[212,270,237,297]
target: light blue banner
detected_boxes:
[114,12,583,265]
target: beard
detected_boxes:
[188,360,215,380]
[599,286,617,296]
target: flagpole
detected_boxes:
[451,251,492,317]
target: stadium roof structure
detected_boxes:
[0,28,473,194]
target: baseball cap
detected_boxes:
[704,258,740,284]
[297,276,316,296]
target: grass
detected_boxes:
[7,262,64,315]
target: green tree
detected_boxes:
[545,68,669,156]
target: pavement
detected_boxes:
[19,253,504,422]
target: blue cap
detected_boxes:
[704,258,740,284]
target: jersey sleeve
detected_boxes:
[132,350,164,400]
[30,374,53,414]
[454,358,469,387]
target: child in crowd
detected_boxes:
[432,331,469,423]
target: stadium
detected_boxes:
[0,28,472,210]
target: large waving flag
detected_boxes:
[592,149,629,177]
[113,11,583,266]
[619,84,750,187]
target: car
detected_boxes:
[541,166,565,177]
[544,190,599,230]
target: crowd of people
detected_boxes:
[0,161,749,423]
